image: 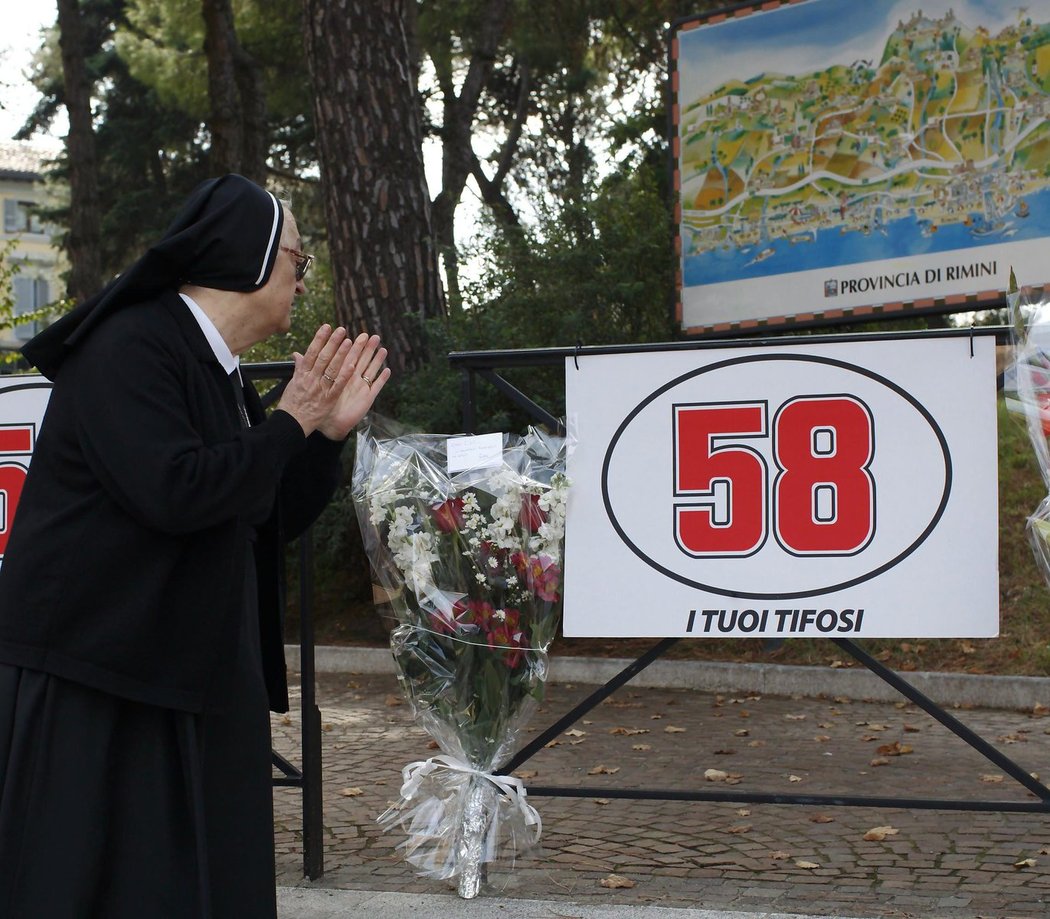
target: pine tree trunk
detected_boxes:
[301,0,444,376]
[201,0,268,183]
[56,0,103,304]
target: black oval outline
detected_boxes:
[601,353,952,600]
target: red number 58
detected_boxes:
[674,397,874,558]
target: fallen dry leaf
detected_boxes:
[726,824,752,834]
[769,850,790,860]
[593,798,611,805]
[664,726,687,733]
[795,860,821,870]
[813,734,831,743]
[632,743,652,751]
[279,715,292,726]
[600,874,636,889]
[339,787,364,797]
[1033,703,1050,716]
[810,815,835,824]
[1015,857,1037,869]
[737,808,751,817]
[734,729,750,737]
[564,728,586,738]
[863,825,899,841]
[876,741,913,756]
[903,723,921,733]
[513,769,538,779]
[704,768,729,782]
[609,727,650,736]
[713,748,736,756]
[785,713,807,721]
[980,773,1004,783]
[322,723,333,732]
[588,764,621,776]
[788,774,803,783]
[543,739,562,748]
[870,757,890,767]
[384,695,404,707]
[747,739,766,747]
[426,740,440,750]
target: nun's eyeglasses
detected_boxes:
[280,245,314,281]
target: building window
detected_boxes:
[3,199,43,235]
[12,276,49,341]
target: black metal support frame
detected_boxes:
[246,362,324,879]
[451,330,1050,815]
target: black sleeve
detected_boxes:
[277,432,346,541]
[71,317,308,535]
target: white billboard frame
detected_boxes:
[563,330,999,638]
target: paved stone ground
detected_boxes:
[272,670,1050,918]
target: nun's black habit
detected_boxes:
[0,175,342,918]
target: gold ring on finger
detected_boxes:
[322,372,335,383]
[361,373,374,387]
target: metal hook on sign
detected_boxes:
[969,323,975,358]
[574,339,582,371]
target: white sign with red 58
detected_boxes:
[563,334,999,638]
[0,376,52,567]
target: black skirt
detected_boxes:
[0,554,275,918]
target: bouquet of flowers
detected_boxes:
[351,415,569,897]
[1007,278,1050,582]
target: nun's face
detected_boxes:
[256,210,306,336]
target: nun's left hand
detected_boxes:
[317,332,390,440]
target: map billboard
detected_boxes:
[672,0,1050,335]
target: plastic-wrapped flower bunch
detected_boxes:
[351,416,569,897]
[1007,279,1050,582]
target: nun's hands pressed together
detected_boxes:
[316,332,390,441]
[276,324,356,435]
[276,324,390,439]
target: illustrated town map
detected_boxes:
[676,0,1050,326]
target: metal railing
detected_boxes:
[449,329,1050,815]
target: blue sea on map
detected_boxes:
[683,186,1050,288]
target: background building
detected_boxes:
[0,141,63,359]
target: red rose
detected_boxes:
[429,497,465,532]
[518,494,547,532]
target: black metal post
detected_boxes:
[299,527,324,879]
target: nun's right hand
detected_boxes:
[275,324,356,435]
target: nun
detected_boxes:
[0,174,389,917]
